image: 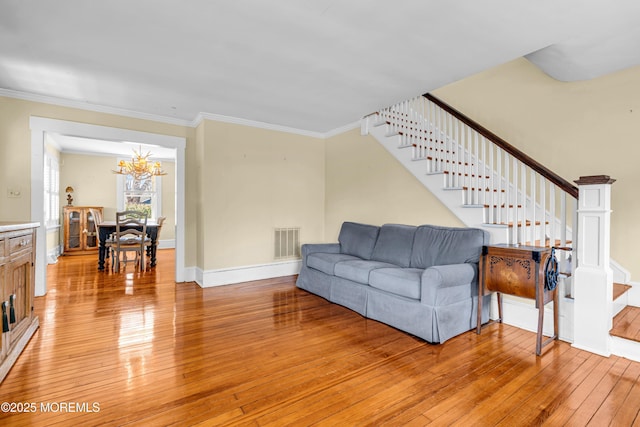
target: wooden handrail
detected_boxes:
[424,93,579,199]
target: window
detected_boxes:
[43,152,59,228]
[118,172,162,220]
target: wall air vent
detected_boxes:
[274,227,300,260]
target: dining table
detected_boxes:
[97,220,159,270]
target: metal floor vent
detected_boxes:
[274,227,300,260]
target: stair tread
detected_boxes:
[611,305,640,341]
[613,283,632,300]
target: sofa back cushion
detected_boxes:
[338,222,380,260]
[410,225,488,269]
[370,224,417,267]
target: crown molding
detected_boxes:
[191,112,327,139]
[0,88,194,127]
[3,88,358,139]
[323,120,360,138]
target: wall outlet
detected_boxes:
[7,188,21,198]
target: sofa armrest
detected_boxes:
[301,243,341,267]
[420,263,478,305]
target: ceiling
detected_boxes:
[1,0,639,142]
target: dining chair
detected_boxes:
[89,208,111,264]
[88,208,103,246]
[111,210,149,272]
[89,208,103,225]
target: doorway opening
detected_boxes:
[30,117,186,295]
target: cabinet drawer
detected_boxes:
[9,233,33,255]
[0,237,4,258]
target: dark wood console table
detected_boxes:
[476,244,558,356]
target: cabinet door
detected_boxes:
[0,259,6,363]
[84,209,97,249]
[67,209,81,250]
[6,251,32,347]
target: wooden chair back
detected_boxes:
[112,211,149,271]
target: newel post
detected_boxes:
[572,175,616,356]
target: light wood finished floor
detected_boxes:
[1,250,640,426]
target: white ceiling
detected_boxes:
[1,0,639,144]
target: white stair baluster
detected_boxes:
[530,169,537,245]
[549,185,556,247]
[540,176,546,246]
[512,157,519,244]
[520,161,527,245]
[453,115,458,187]
[488,138,494,224]
[496,149,502,224]
[474,130,480,205]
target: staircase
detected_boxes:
[361,93,638,359]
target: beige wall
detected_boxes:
[200,119,325,270]
[59,152,176,241]
[324,128,463,241]
[433,58,640,279]
[60,153,118,217]
[159,160,176,240]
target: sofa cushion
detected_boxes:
[334,260,396,285]
[370,224,417,268]
[410,225,488,269]
[369,268,423,299]
[307,252,360,275]
[338,222,380,260]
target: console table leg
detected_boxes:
[536,292,545,356]
[554,290,559,340]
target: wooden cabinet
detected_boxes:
[63,206,103,255]
[0,222,39,383]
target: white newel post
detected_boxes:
[360,114,373,136]
[572,175,616,356]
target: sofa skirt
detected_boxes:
[330,276,369,316]
[296,267,332,301]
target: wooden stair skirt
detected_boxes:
[611,283,637,342]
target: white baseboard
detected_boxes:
[611,336,640,362]
[158,239,175,249]
[611,258,631,284]
[46,245,62,264]
[493,294,574,344]
[572,341,612,358]
[182,266,198,283]
[194,259,301,288]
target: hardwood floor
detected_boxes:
[1,251,640,426]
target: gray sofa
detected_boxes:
[296,222,491,343]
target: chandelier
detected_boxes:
[112,147,167,180]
